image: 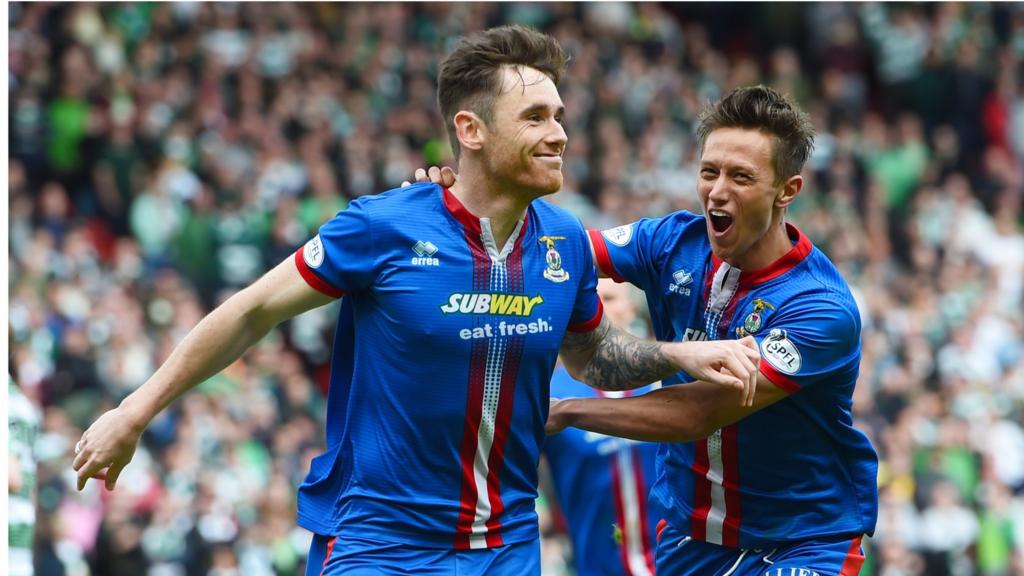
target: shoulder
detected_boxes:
[530,199,589,251]
[353,182,442,214]
[797,248,860,322]
[530,198,586,231]
[328,183,442,233]
[599,210,707,248]
[770,267,861,343]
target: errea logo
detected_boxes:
[411,240,439,266]
[669,269,692,296]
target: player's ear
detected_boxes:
[454,111,485,154]
[775,174,802,209]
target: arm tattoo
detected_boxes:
[561,316,677,391]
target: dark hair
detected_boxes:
[437,25,567,160]
[696,85,815,185]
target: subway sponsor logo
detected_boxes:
[440,293,544,317]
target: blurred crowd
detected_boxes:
[8,3,1024,575]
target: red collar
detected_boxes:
[711,223,812,288]
[442,187,530,236]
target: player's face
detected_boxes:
[697,128,783,268]
[482,66,567,198]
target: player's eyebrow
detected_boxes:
[700,159,759,174]
[518,103,565,118]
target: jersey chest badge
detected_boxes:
[736,298,775,338]
[539,235,570,283]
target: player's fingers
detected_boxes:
[746,366,758,407]
[77,457,108,491]
[72,442,87,470]
[440,166,457,187]
[733,344,757,375]
[722,354,750,390]
[427,166,442,183]
[704,363,743,389]
[414,168,428,182]
[400,180,411,188]
[738,336,761,361]
[105,462,125,491]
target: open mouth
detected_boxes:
[709,210,734,234]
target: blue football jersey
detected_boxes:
[544,367,659,576]
[294,183,602,550]
[590,213,878,549]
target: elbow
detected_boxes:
[562,360,586,384]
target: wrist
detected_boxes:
[117,395,156,432]
[558,398,583,428]
[665,341,692,370]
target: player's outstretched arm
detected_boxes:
[546,372,789,441]
[73,257,335,491]
[558,315,761,403]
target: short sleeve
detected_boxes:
[755,299,861,394]
[294,200,377,297]
[588,218,668,293]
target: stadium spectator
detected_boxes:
[8,3,1023,574]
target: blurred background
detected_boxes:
[7,3,1024,575]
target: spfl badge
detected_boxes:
[539,235,570,283]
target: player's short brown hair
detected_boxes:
[437,25,567,160]
[696,85,815,185]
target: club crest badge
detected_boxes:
[539,235,570,283]
[736,298,774,338]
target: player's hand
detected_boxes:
[668,336,760,406]
[72,406,146,491]
[546,397,573,435]
[401,166,458,188]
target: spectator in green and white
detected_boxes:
[9,375,42,576]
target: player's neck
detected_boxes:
[450,166,530,250]
[730,219,793,271]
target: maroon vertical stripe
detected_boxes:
[453,338,489,549]
[720,425,742,548]
[689,439,711,542]
[453,226,491,549]
[631,449,656,573]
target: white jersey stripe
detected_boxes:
[705,429,726,545]
[616,448,654,576]
[465,259,510,548]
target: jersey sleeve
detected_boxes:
[587,217,669,293]
[755,298,861,394]
[293,200,377,297]
[568,228,603,332]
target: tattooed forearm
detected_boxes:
[560,316,678,391]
